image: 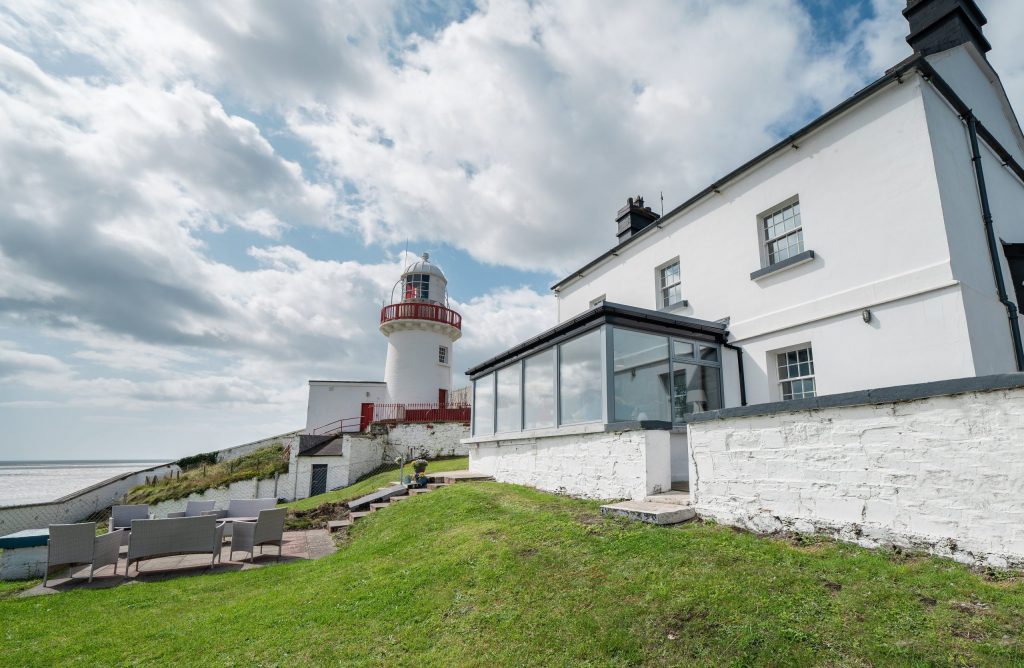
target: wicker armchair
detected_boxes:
[43,523,123,587]
[109,504,151,545]
[211,498,279,538]
[231,508,287,563]
[167,500,217,518]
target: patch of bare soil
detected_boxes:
[286,501,350,530]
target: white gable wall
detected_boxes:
[557,74,975,404]
[305,381,388,433]
[922,48,1024,377]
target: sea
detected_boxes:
[0,461,170,507]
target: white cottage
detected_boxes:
[465,0,1024,501]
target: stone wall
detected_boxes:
[0,463,178,535]
[148,476,283,518]
[381,422,469,460]
[687,374,1024,568]
[468,427,672,501]
[213,430,302,463]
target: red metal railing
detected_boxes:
[310,415,364,435]
[373,402,471,424]
[380,303,462,330]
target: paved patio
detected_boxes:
[21,529,336,597]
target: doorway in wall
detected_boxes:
[438,388,448,406]
[310,464,328,497]
[1002,243,1024,308]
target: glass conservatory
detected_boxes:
[468,303,729,437]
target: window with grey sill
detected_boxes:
[777,346,816,400]
[657,259,683,309]
[762,200,804,266]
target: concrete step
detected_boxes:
[408,488,432,496]
[389,495,412,502]
[369,503,391,512]
[348,484,407,511]
[600,500,696,525]
[426,471,494,484]
[426,483,448,490]
[327,520,352,532]
[645,491,692,507]
[350,511,372,520]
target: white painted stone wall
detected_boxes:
[382,422,469,460]
[213,430,302,463]
[468,427,671,501]
[687,384,1024,567]
[305,382,386,433]
[0,463,178,535]
[148,476,284,518]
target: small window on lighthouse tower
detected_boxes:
[438,345,449,366]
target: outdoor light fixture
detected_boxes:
[862,309,872,323]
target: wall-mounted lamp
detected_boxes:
[862,309,872,323]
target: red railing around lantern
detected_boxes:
[372,402,471,424]
[380,302,462,330]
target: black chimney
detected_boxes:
[904,0,990,57]
[615,195,660,244]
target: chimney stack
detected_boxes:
[615,195,660,244]
[904,0,990,57]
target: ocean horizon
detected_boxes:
[0,459,172,507]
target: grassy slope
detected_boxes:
[283,456,469,511]
[126,445,288,506]
[3,483,1023,666]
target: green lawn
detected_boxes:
[3,482,1024,666]
[283,456,469,511]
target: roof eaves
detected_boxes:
[551,56,925,292]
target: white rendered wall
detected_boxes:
[468,428,671,501]
[305,381,387,433]
[383,327,455,404]
[687,384,1024,567]
[556,74,973,405]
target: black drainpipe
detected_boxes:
[723,341,747,406]
[966,113,1024,372]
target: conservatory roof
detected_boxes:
[465,301,727,380]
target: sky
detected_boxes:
[1,0,1022,461]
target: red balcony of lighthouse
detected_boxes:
[380,302,462,330]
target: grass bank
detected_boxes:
[3,483,1023,666]
[125,445,288,506]
[283,456,468,512]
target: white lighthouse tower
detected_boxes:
[380,253,462,405]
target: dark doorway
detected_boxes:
[438,388,448,406]
[310,464,328,497]
[1003,244,1024,309]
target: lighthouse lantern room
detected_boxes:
[380,253,462,405]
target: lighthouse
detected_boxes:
[380,253,462,405]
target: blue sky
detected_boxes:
[1,0,1021,460]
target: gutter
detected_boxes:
[722,342,747,406]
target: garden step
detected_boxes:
[350,511,372,521]
[644,491,692,507]
[408,488,432,495]
[347,484,407,511]
[369,503,391,512]
[426,471,494,484]
[600,500,695,525]
[327,520,352,532]
[426,483,448,490]
[389,495,412,502]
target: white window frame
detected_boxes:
[438,345,449,366]
[654,257,684,310]
[770,343,816,401]
[758,196,804,268]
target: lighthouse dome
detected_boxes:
[402,252,446,280]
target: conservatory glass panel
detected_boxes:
[523,348,556,429]
[473,373,494,436]
[558,329,603,425]
[495,364,523,433]
[671,362,723,421]
[612,328,670,422]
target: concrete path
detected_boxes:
[21,529,336,597]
